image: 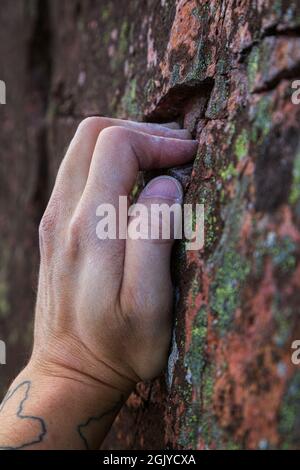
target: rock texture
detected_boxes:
[1,0,300,449]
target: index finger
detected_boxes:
[75,126,198,284]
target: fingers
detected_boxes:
[159,122,180,129]
[77,126,197,282]
[83,126,197,199]
[119,120,189,138]
[52,117,191,215]
[120,176,183,379]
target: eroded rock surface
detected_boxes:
[1,0,300,449]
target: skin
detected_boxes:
[0,117,197,450]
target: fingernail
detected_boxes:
[161,122,181,130]
[142,176,183,203]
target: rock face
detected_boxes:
[1,0,300,450]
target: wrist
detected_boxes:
[28,351,135,400]
[7,361,129,449]
[30,335,138,397]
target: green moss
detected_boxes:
[202,367,214,409]
[119,20,129,56]
[251,95,272,142]
[272,294,293,347]
[185,306,208,383]
[217,58,229,75]
[203,148,214,169]
[145,78,156,100]
[235,129,249,160]
[206,75,230,119]
[278,371,300,449]
[201,2,211,17]
[181,355,236,448]
[209,177,250,333]
[180,306,211,448]
[170,64,181,87]
[184,39,212,84]
[226,440,241,450]
[210,249,250,331]
[109,19,131,72]
[247,45,260,91]
[226,122,236,146]
[271,236,297,274]
[254,233,297,278]
[120,78,140,118]
[272,0,282,16]
[218,158,240,204]
[191,6,202,21]
[289,150,300,205]
[220,162,238,181]
[198,183,220,251]
[197,364,225,448]
[179,403,200,448]
[101,2,113,22]
[190,278,200,308]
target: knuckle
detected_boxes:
[39,208,57,255]
[98,125,132,143]
[68,215,82,242]
[77,116,103,135]
[39,207,57,237]
[66,212,87,256]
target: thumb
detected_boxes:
[121,175,183,317]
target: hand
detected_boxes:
[0,117,197,449]
[31,117,197,390]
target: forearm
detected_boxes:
[0,363,129,450]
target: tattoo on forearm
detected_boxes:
[0,381,47,450]
[0,380,123,450]
[77,400,122,450]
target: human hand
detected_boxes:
[30,117,198,396]
[0,118,198,449]
[31,118,197,391]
